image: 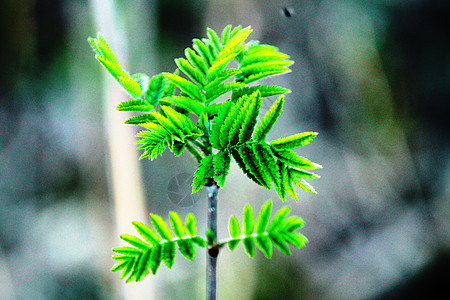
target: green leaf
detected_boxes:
[207,27,222,54]
[236,144,270,188]
[90,33,119,64]
[96,56,142,98]
[243,204,254,236]
[289,168,320,179]
[243,69,291,84]
[111,259,129,272]
[267,206,291,233]
[149,244,163,275]
[228,239,240,251]
[205,82,246,104]
[149,214,173,241]
[169,211,185,238]
[277,162,288,201]
[207,52,238,81]
[292,177,317,194]
[185,213,197,237]
[231,86,290,101]
[229,215,240,238]
[255,236,272,258]
[164,72,205,102]
[210,102,232,150]
[120,234,150,250]
[134,249,152,280]
[177,239,196,260]
[145,73,168,106]
[159,105,197,137]
[204,69,241,91]
[170,140,186,156]
[159,96,204,117]
[231,147,264,187]
[176,58,207,88]
[278,162,296,201]
[192,154,215,193]
[221,24,232,45]
[219,26,252,60]
[125,114,158,125]
[255,200,272,234]
[132,221,160,246]
[273,149,322,169]
[162,241,176,269]
[193,38,213,68]
[185,47,208,76]
[213,151,231,188]
[237,91,262,144]
[192,236,207,248]
[112,246,141,256]
[241,50,290,67]
[279,216,305,233]
[147,111,185,140]
[271,132,318,150]
[135,130,168,160]
[253,96,284,142]
[269,233,290,255]
[242,237,255,257]
[197,111,210,136]
[280,231,308,248]
[252,143,280,189]
[219,101,241,149]
[117,259,134,280]
[240,60,293,76]
[117,99,154,112]
[205,103,224,119]
[228,215,241,250]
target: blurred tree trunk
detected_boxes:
[89,0,156,299]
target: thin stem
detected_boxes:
[185,142,203,163]
[206,180,219,300]
[191,139,209,153]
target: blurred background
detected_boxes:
[1,0,449,299]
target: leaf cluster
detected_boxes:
[224,200,307,258]
[112,212,206,282]
[112,201,306,282]
[88,25,320,200]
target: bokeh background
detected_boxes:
[1,0,449,299]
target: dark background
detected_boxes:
[0,0,448,299]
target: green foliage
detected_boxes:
[113,201,307,280]
[222,200,307,258]
[90,25,321,284]
[112,211,207,282]
[89,25,309,184]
